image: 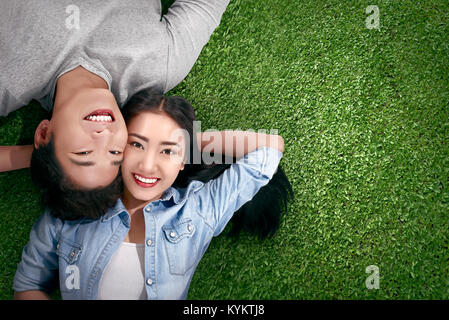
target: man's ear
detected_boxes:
[34,120,51,149]
[180,162,185,171]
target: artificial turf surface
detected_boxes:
[0,0,448,299]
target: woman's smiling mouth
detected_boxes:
[133,173,160,188]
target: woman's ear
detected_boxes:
[34,120,51,149]
[180,162,185,171]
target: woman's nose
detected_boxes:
[139,152,157,173]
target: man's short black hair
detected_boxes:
[30,135,123,220]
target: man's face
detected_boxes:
[121,111,185,208]
[48,88,128,189]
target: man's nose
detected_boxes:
[91,129,113,152]
[92,127,112,138]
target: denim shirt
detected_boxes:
[13,146,282,300]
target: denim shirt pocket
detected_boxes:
[162,218,198,275]
[56,237,83,265]
[56,237,83,295]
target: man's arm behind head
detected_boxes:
[0,145,33,172]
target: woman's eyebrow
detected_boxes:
[129,133,148,142]
[129,133,181,147]
[161,141,180,147]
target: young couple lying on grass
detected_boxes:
[12,88,293,299]
[1,0,293,299]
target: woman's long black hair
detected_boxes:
[122,89,294,239]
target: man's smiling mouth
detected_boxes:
[84,109,115,122]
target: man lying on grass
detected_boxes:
[0,0,230,218]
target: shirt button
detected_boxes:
[145,207,151,213]
[146,278,153,286]
[169,232,176,238]
[187,225,193,232]
[146,239,152,246]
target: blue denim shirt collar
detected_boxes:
[100,198,128,223]
[171,180,204,204]
[100,180,205,224]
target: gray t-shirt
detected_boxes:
[0,0,229,116]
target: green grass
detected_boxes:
[1,0,448,299]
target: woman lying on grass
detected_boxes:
[13,89,291,299]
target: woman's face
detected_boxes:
[121,111,186,208]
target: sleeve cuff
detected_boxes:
[236,146,283,179]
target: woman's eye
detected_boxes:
[130,141,143,149]
[162,149,176,155]
[110,150,122,155]
[75,151,91,155]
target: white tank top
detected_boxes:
[97,242,147,300]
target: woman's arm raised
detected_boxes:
[197,130,284,158]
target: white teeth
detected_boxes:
[134,174,158,184]
[86,115,112,122]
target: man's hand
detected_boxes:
[0,145,33,172]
